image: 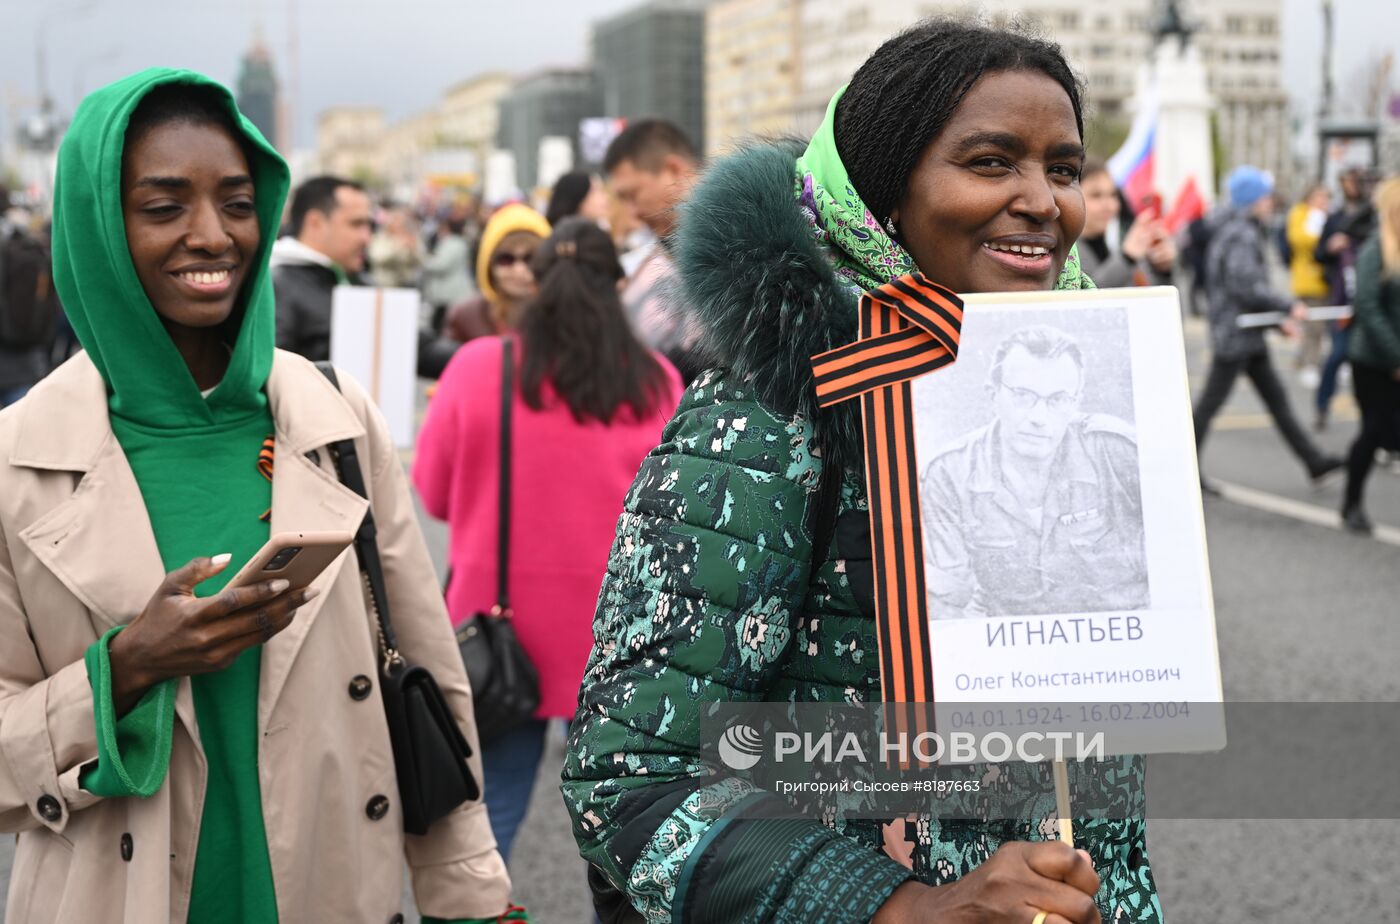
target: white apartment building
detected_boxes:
[776,0,1290,186]
[315,107,388,182]
[705,0,801,158]
[379,110,441,192]
[315,73,515,194]
[437,73,514,172]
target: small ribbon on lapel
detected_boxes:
[811,273,964,407]
[258,434,275,523]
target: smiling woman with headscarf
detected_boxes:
[563,19,1160,924]
[0,69,523,924]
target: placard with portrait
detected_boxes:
[910,287,1224,752]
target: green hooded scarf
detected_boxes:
[53,68,288,428]
[794,86,1095,294]
[54,68,288,923]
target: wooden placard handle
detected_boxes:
[1053,759,1073,845]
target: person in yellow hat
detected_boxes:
[445,204,552,344]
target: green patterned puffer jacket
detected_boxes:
[561,143,1163,924]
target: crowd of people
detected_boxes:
[0,13,1397,924]
[1185,163,1397,531]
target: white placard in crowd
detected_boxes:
[329,285,420,449]
[911,287,1224,754]
[484,150,519,205]
[537,136,575,191]
[580,116,626,165]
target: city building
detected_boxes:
[496,68,602,193]
[438,72,514,176]
[379,109,441,196]
[317,74,512,198]
[315,107,387,182]
[972,0,1289,184]
[310,72,514,197]
[705,0,799,158]
[792,0,931,134]
[1188,0,1289,186]
[593,0,708,155]
[235,32,279,150]
[727,0,1291,189]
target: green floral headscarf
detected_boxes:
[794,86,1093,295]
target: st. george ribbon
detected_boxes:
[815,279,1077,833]
[811,273,963,717]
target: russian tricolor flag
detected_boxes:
[1107,85,1159,213]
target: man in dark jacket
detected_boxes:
[271,176,459,376]
[270,175,372,361]
[1315,168,1376,306]
[1313,167,1377,429]
[1192,166,1343,489]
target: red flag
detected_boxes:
[1164,176,1205,235]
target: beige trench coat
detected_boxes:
[0,351,510,923]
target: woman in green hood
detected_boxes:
[562,20,1161,924]
[0,70,523,923]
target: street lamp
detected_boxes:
[72,46,122,109]
[1319,0,1335,122]
[35,0,99,113]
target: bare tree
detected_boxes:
[1341,51,1395,120]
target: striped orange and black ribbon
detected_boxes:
[811,273,964,710]
[258,435,275,522]
[813,274,963,409]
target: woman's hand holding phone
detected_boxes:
[106,554,318,715]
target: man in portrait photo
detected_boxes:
[920,324,1150,619]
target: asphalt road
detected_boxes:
[5,315,1398,922]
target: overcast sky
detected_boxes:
[0,0,1395,150]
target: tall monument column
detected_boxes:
[1120,0,1217,212]
[1153,35,1216,210]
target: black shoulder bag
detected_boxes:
[454,337,541,743]
[316,361,480,836]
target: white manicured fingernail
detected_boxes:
[211,553,232,567]
[269,579,291,594]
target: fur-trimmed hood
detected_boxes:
[675,141,862,462]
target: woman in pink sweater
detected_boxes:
[412,217,681,863]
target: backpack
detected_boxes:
[0,226,62,350]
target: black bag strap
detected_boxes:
[812,469,841,565]
[315,361,403,668]
[810,441,843,566]
[496,337,513,614]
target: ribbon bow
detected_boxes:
[811,273,964,407]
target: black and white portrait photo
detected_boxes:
[916,289,1222,723]
[916,306,1150,620]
